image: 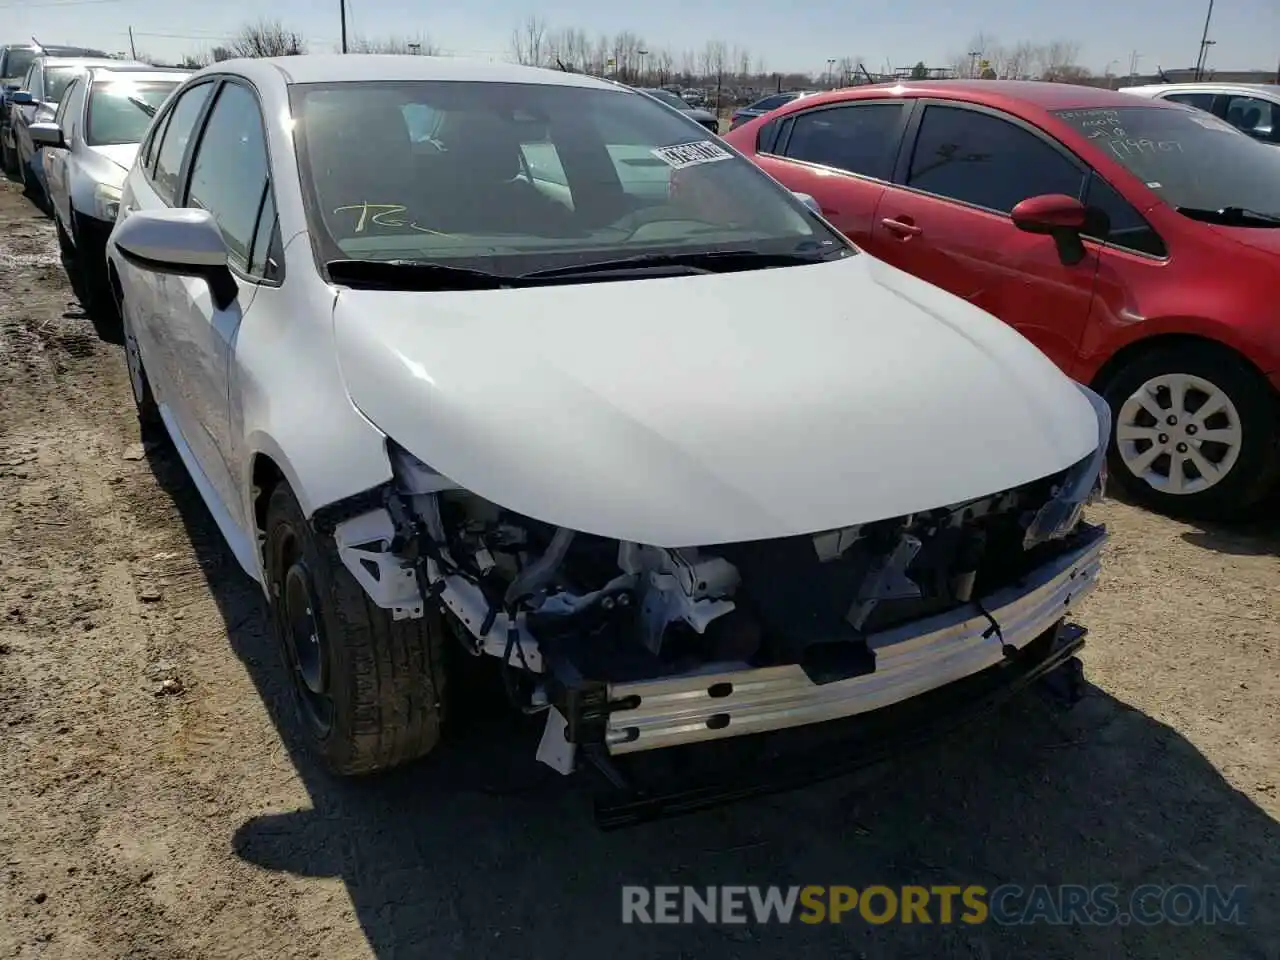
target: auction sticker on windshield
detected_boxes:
[651,140,732,169]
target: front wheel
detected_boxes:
[1102,344,1280,519]
[263,483,448,775]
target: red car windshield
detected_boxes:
[1056,105,1280,222]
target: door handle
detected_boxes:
[880,217,922,237]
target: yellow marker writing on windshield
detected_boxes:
[332,202,450,235]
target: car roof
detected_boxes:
[1121,81,1280,98]
[39,56,146,70]
[880,79,1172,109]
[4,44,101,54]
[216,53,619,91]
[88,66,190,83]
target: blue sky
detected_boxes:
[7,0,1278,75]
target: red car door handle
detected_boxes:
[881,217,922,237]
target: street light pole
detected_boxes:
[1194,0,1214,81]
[339,0,348,53]
[968,50,980,78]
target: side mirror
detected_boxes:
[9,90,33,105]
[1011,193,1089,266]
[113,208,238,310]
[792,191,822,215]
[28,121,65,149]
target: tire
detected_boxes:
[69,214,117,324]
[55,213,73,257]
[1102,343,1280,520]
[119,287,164,438]
[263,482,447,775]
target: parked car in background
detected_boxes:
[37,64,188,314]
[0,43,105,173]
[635,86,719,132]
[104,56,1107,820]
[5,54,143,201]
[725,80,1280,519]
[1120,82,1279,146]
[728,90,815,130]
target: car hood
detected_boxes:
[1205,222,1280,257]
[88,142,139,173]
[332,255,1100,547]
[684,107,717,122]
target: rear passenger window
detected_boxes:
[1164,92,1215,111]
[139,108,172,174]
[185,82,271,270]
[782,103,906,181]
[750,94,792,112]
[907,105,1085,213]
[151,81,214,204]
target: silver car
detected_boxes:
[34,65,188,314]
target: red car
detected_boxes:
[724,80,1280,519]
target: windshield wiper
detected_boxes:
[126,95,156,117]
[520,248,839,280]
[327,247,841,291]
[1176,206,1280,227]
[326,258,512,290]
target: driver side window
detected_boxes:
[184,81,273,276]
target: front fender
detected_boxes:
[232,261,396,578]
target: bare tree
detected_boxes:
[655,49,674,85]
[211,45,233,62]
[509,15,548,66]
[1004,41,1037,79]
[349,34,440,55]
[228,19,305,58]
[679,49,697,80]
[178,50,211,68]
[1036,40,1084,81]
[734,46,750,80]
[836,55,863,86]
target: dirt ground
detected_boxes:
[1,177,1277,960]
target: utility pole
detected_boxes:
[339,0,348,53]
[128,26,136,60]
[1194,0,1214,81]
[1128,50,1141,79]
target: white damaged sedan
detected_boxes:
[106,55,1109,818]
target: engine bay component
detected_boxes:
[326,437,1107,780]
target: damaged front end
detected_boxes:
[312,391,1109,792]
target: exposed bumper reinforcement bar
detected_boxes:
[603,523,1105,754]
[593,620,1088,829]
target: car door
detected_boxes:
[756,100,912,248]
[44,75,84,229]
[119,79,217,431]
[167,78,276,528]
[870,101,1097,373]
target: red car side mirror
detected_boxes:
[1011,194,1088,233]
[1011,194,1090,266]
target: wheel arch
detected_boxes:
[1088,333,1276,399]
[242,428,394,577]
